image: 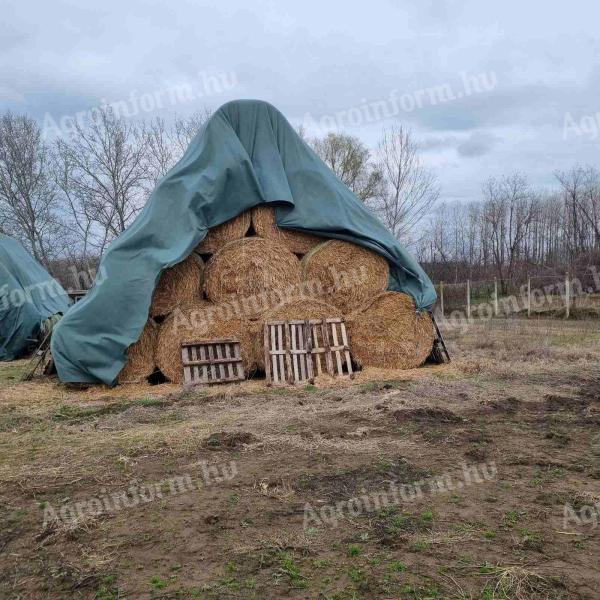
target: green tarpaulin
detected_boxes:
[52,99,436,384]
[0,235,70,361]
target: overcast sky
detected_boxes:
[2,0,600,204]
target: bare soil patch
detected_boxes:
[0,318,599,598]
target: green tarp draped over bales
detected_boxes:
[52,99,436,384]
[0,235,70,361]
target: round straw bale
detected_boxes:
[252,205,321,255]
[347,291,434,369]
[150,253,204,318]
[253,297,340,369]
[155,301,257,383]
[195,211,251,253]
[118,319,158,383]
[204,237,301,318]
[301,240,389,314]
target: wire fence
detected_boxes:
[432,267,600,319]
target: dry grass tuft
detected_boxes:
[204,237,301,318]
[150,253,204,317]
[301,240,389,314]
[118,319,158,383]
[251,205,321,254]
[347,291,434,369]
[155,301,258,383]
[195,210,251,253]
[38,511,100,544]
[483,565,558,599]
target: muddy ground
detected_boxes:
[0,318,599,599]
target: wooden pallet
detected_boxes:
[264,318,353,385]
[181,338,245,384]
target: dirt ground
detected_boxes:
[1,318,599,599]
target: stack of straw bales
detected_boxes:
[119,205,434,384]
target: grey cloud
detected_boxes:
[457,132,498,157]
[1,0,600,205]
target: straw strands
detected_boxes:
[150,253,204,318]
[252,205,321,255]
[195,211,251,253]
[301,240,389,314]
[155,301,257,383]
[118,319,158,383]
[204,237,301,318]
[347,291,434,369]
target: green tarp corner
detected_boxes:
[0,235,70,361]
[51,99,436,385]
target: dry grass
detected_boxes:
[155,301,258,383]
[347,291,434,369]
[117,319,158,383]
[194,210,251,253]
[150,252,204,317]
[480,565,557,599]
[204,237,301,317]
[251,205,321,254]
[2,317,599,598]
[301,240,389,313]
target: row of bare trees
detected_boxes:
[0,109,211,266]
[1,105,597,292]
[307,125,439,241]
[0,108,439,276]
[420,169,600,290]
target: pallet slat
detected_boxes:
[181,339,245,385]
[264,318,352,385]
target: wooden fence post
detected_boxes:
[439,281,445,317]
[493,278,498,317]
[527,277,531,318]
[466,279,471,321]
[565,273,571,319]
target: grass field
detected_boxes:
[1,318,599,599]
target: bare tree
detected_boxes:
[555,166,587,258]
[556,165,600,254]
[146,117,176,185]
[374,125,439,241]
[580,166,600,249]
[53,108,150,255]
[310,132,382,201]
[145,110,212,185]
[171,109,212,156]
[481,173,536,292]
[0,112,61,265]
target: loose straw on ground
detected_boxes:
[252,205,321,255]
[118,319,158,383]
[301,240,389,314]
[155,301,257,383]
[195,211,251,254]
[204,237,301,318]
[347,291,434,369]
[150,253,204,318]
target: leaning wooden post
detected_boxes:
[565,273,571,319]
[439,281,445,317]
[527,276,531,318]
[493,278,499,317]
[466,279,471,321]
